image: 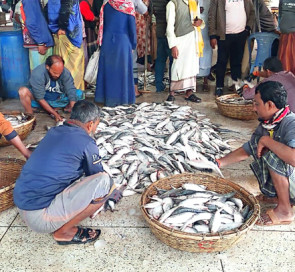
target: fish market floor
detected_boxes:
[0,85,294,272]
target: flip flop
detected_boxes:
[56,227,101,245]
[184,94,202,103]
[136,93,143,98]
[256,209,293,226]
[166,94,175,102]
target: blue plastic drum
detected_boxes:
[0,28,30,98]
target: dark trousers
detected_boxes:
[155,37,173,92]
[216,30,248,88]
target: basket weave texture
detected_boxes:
[0,158,25,213]
[0,112,35,147]
[141,173,260,253]
[215,94,257,120]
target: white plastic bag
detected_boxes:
[84,48,100,85]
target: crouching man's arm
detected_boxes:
[218,147,250,168]
[257,136,295,167]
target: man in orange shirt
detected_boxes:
[0,113,31,159]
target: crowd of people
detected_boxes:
[0,0,295,243]
[5,0,293,108]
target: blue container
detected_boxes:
[0,29,30,99]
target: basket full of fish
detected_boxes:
[215,94,257,121]
[141,173,260,253]
[0,112,36,147]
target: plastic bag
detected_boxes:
[84,48,100,85]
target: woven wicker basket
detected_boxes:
[216,94,257,120]
[0,158,25,213]
[0,112,36,147]
[141,173,260,253]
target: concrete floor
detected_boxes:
[0,82,294,272]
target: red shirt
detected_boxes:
[80,1,95,21]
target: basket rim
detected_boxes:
[140,173,260,241]
[215,94,253,106]
[2,112,36,129]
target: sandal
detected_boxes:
[256,209,293,226]
[184,94,202,103]
[166,94,175,102]
[136,93,143,98]
[56,227,101,245]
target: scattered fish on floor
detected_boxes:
[94,102,232,195]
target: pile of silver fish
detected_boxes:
[144,183,253,234]
[4,113,29,127]
[218,96,253,105]
[95,102,231,196]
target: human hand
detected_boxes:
[58,29,66,35]
[210,39,217,49]
[54,113,64,122]
[193,18,203,27]
[106,185,126,204]
[24,149,32,160]
[257,136,270,158]
[38,45,48,55]
[171,46,179,59]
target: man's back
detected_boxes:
[14,123,103,211]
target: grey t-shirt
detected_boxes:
[243,112,295,155]
[132,0,148,14]
[279,0,295,33]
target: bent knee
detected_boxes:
[18,87,31,97]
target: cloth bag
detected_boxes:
[84,48,100,85]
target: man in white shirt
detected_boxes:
[208,0,255,96]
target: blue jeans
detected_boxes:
[155,37,173,92]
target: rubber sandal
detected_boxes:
[256,209,293,226]
[56,227,101,245]
[166,94,175,102]
[184,94,202,103]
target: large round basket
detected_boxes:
[141,173,260,253]
[0,158,25,213]
[0,112,36,147]
[215,94,257,120]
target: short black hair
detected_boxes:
[70,100,101,123]
[263,57,283,73]
[45,55,65,67]
[255,81,287,109]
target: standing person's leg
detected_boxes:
[215,38,230,96]
[133,49,141,97]
[229,31,248,82]
[155,37,168,92]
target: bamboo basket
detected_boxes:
[0,112,36,147]
[0,158,25,213]
[215,94,257,120]
[141,173,260,253]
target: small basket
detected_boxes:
[215,94,257,120]
[141,173,260,253]
[0,158,25,213]
[0,112,36,147]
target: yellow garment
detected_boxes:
[188,0,204,57]
[269,129,274,138]
[53,34,85,90]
